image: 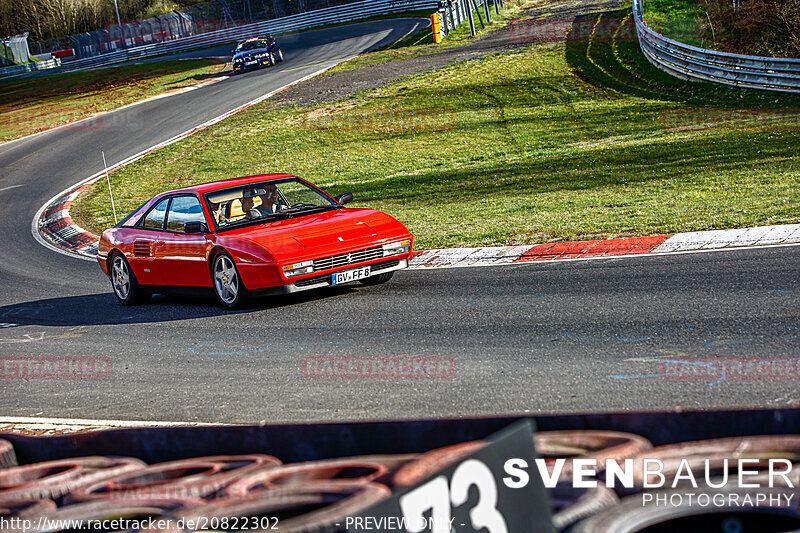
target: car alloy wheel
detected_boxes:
[213,253,247,308]
[112,255,131,300]
[110,253,147,305]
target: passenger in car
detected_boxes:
[209,202,228,225]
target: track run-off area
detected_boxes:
[0,17,798,424]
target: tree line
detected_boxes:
[704,0,799,57]
[0,0,194,43]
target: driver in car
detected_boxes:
[254,185,281,216]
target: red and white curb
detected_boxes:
[408,226,800,268]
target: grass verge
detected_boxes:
[72,8,800,250]
[0,59,225,143]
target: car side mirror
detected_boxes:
[184,221,209,234]
[335,192,354,205]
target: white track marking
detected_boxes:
[0,416,226,427]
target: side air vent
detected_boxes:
[133,240,151,257]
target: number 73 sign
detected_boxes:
[349,420,555,533]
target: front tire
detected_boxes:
[212,252,249,309]
[359,272,394,286]
[277,49,283,62]
[109,253,149,305]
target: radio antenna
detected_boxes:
[102,151,118,224]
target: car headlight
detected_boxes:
[382,240,411,256]
[283,260,314,277]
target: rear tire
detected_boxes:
[359,272,393,286]
[109,253,149,305]
[212,252,249,309]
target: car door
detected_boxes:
[128,197,170,286]
[155,194,211,288]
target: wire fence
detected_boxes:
[632,0,800,93]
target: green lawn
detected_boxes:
[0,59,224,143]
[72,8,800,250]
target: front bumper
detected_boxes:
[250,258,408,297]
[232,58,271,71]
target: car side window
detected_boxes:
[166,196,206,232]
[143,198,170,229]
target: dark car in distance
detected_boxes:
[231,36,283,73]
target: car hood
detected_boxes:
[218,208,410,263]
[233,48,268,60]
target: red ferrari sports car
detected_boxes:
[97,174,413,308]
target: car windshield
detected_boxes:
[204,178,338,229]
[236,40,268,52]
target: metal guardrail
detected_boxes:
[0,57,61,78]
[632,0,800,93]
[59,0,437,73]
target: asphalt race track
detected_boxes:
[1,20,799,424]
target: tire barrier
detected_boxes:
[0,432,799,531]
[549,483,619,531]
[535,430,653,482]
[178,481,391,532]
[0,456,146,501]
[392,441,487,487]
[0,498,57,518]
[629,435,800,489]
[66,454,280,506]
[0,440,16,469]
[572,486,800,532]
[224,456,400,497]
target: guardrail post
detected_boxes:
[467,3,476,35]
[483,0,491,23]
[493,0,499,16]
[471,0,485,28]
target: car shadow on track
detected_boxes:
[0,286,359,327]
